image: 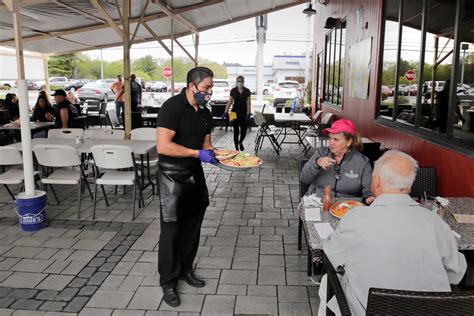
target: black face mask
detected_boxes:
[193,84,212,106]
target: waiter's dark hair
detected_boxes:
[187,67,214,88]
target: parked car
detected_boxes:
[210,79,230,104]
[64,79,93,91]
[0,80,16,88]
[273,80,302,107]
[150,81,167,92]
[96,79,115,85]
[35,76,69,90]
[409,84,418,96]
[263,83,277,95]
[423,80,445,98]
[77,81,115,102]
[398,84,409,96]
[381,85,391,95]
[14,79,40,90]
[168,82,186,93]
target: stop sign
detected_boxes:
[405,70,416,81]
[163,67,172,78]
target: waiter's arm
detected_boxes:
[156,127,199,158]
[202,134,214,150]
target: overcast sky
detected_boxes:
[84,4,312,65]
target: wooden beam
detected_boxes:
[130,0,149,45]
[194,33,199,66]
[222,2,233,21]
[143,22,172,55]
[90,0,123,39]
[152,0,197,33]
[123,0,131,136]
[0,0,49,12]
[0,0,224,45]
[54,0,105,23]
[175,38,196,64]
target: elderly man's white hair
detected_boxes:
[373,150,419,190]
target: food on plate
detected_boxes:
[330,200,364,218]
[214,149,238,160]
[220,152,263,168]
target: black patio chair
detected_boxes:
[324,252,352,316]
[87,102,107,128]
[410,167,436,199]
[366,288,474,315]
[106,109,122,129]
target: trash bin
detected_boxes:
[15,190,48,232]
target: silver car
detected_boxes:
[77,81,115,102]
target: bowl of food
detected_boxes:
[329,200,364,219]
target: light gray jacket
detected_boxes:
[301,147,372,199]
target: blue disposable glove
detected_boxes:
[221,112,228,119]
[246,114,251,121]
[198,149,217,164]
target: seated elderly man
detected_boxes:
[318,149,467,315]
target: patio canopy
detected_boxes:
[0,0,306,56]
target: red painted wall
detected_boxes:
[311,0,474,197]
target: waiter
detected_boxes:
[156,67,217,307]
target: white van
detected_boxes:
[423,80,445,97]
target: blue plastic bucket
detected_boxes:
[15,190,48,232]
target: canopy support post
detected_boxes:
[123,0,131,136]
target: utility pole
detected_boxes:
[255,15,267,102]
[100,49,104,79]
[461,43,469,84]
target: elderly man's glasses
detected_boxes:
[334,164,341,180]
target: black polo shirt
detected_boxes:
[156,88,213,168]
[230,87,251,117]
[54,99,78,128]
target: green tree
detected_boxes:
[48,54,75,77]
[133,55,157,77]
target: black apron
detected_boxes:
[158,162,209,223]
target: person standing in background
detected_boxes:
[223,75,251,151]
[111,74,124,119]
[130,74,142,112]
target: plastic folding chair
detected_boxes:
[0,146,39,200]
[91,145,144,220]
[106,109,122,129]
[90,129,125,140]
[48,128,84,139]
[130,127,157,195]
[33,144,92,218]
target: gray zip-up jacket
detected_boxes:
[301,147,372,199]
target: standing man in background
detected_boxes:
[110,74,124,120]
[156,66,217,307]
[130,74,142,112]
[223,75,251,151]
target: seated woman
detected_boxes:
[32,95,56,122]
[4,93,19,121]
[301,119,374,203]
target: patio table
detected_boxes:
[301,197,474,252]
[273,113,311,149]
[0,121,55,131]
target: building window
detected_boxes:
[324,19,346,106]
[379,0,473,152]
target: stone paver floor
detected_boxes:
[0,129,319,315]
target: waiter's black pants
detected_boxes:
[158,206,205,290]
[157,163,208,290]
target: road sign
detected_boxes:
[163,67,172,78]
[405,70,416,82]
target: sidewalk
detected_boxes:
[0,129,319,315]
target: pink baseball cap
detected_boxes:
[323,119,356,136]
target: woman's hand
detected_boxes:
[316,156,336,170]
